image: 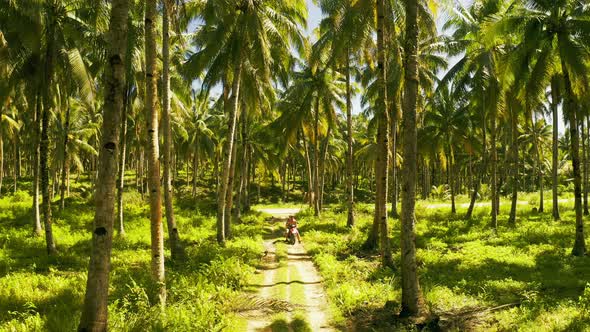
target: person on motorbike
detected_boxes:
[285,215,302,243]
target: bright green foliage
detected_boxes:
[299,198,590,330]
[0,178,267,331]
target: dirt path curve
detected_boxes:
[246,208,335,332]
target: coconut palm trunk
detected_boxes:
[448,145,456,215]
[319,127,331,210]
[162,1,182,259]
[509,100,518,225]
[466,98,487,219]
[77,0,129,328]
[562,61,586,256]
[33,87,42,236]
[391,102,399,218]
[236,117,248,218]
[587,117,590,215]
[400,0,427,317]
[236,112,249,216]
[41,5,57,255]
[59,103,70,211]
[13,137,18,193]
[375,0,392,268]
[532,113,544,213]
[345,49,355,227]
[192,149,198,197]
[145,0,166,304]
[583,117,589,215]
[302,132,314,207]
[551,77,560,220]
[313,98,321,217]
[0,108,3,197]
[490,86,498,229]
[224,129,239,239]
[116,79,129,237]
[117,9,135,237]
[217,62,242,245]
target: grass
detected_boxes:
[2,174,590,331]
[0,177,268,332]
[298,194,590,331]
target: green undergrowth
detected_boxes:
[0,181,268,332]
[299,196,590,331]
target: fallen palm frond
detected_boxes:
[435,302,521,331]
[225,295,299,316]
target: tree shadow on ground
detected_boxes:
[0,284,82,331]
[266,316,313,332]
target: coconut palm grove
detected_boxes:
[3,0,590,330]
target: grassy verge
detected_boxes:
[0,185,268,331]
[299,196,590,331]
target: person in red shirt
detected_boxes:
[285,215,302,243]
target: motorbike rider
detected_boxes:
[285,215,302,243]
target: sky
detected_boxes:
[306,0,322,37]
[193,1,563,132]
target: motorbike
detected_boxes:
[287,224,299,245]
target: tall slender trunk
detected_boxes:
[138,148,144,198]
[0,107,3,197]
[78,0,129,329]
[400,0,426,317]
[313,98,321,216]
[583,116,589,215]
[145,0,166,304]
[59,102,70,211]
[345,49,355,227]
[587,116,590,215]
[490,84,498,230]
[319,127,331,210]
[117,10,135,237]
[562,60,586,256]
[245,149,251,212]
[225,126,239,239]
[116,90,128,236]
[375,0,392,268]
[551,78,560,220]
[236,115,248,218]
[192,148,198,197]
[509,99,518,225]
[16,130,21,179]
[162,2,182,259]
[302,131,314,207]
[532,113,544,213]
[33,86,42,236]
[466,94,487,219]
[234,119,248,219]
[217,63,242,245]
[391,101,399,218]
[41,5,56,255]
[448,145,456,215]
[13,136,17,193]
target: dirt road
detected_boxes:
[246,208,334,331]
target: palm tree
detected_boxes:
[443,0,507,226]
[422,84,470,215]
[373,0,393,268]
[187,0,306,244]
[274,60,345,217]
[399,0,427,318]
[162,0,183,260]
[550,76,561,220]
[501,0,590,255]
[39,0,59,255]
[316,0,376,227]
[78,0,130,329]
[145,0,166,304]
